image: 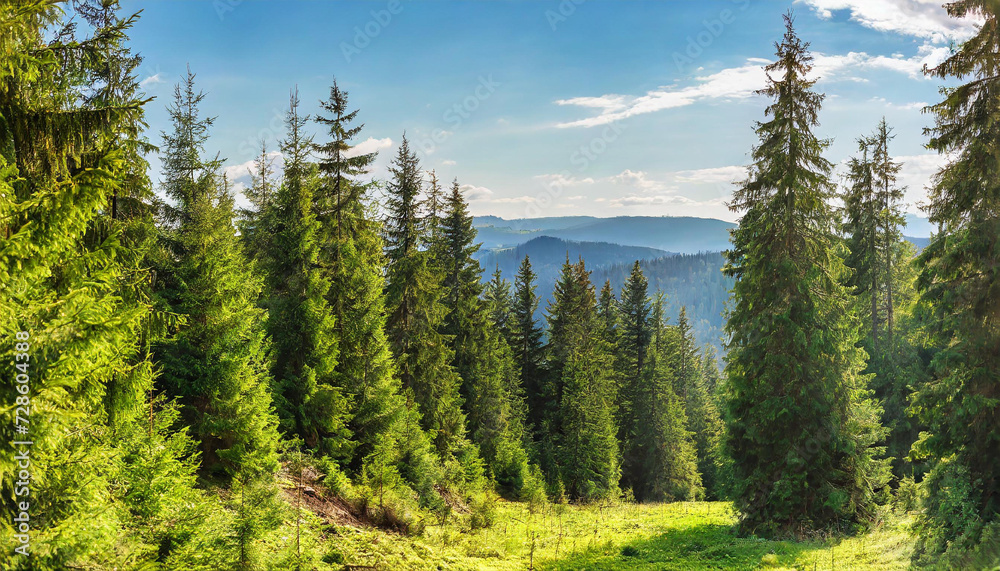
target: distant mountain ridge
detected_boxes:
[474,214,934,252]
[474,215,736,254]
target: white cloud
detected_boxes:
[441,159,457,166]
[897,152,950,212]
[460,184,495,201]
[555,61,766,128]
[223,150,283,182]
[797,0,980,43]
[609,194,696,207]
[555,95,629,111]
[870,97,929,111]
[140,73,164,88]
[675,165,747,185]
[554,47,946,128]
[533,173,596,187]
[490,195,543,204]
[609,169,668,192]
[345,136,393,158]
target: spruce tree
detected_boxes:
[632,295,702,502]
[264,89,349,457]
[843,120,922,478]
[616,261,653,496]
[435,179,530,495]
[0,5,225,567]
[555,261,620,500]
[483,265,515,347]
[437,177,484,385]
[723,14,890,534]
[154,71,280,485]
[238,141,278,265]
[537,256,580,483]
[512,255,547,446]
[384,136,467,456]
[313,80,411,473]
[597,279,619,346]
[913,1,1000,564]
[676,307,725,499]
[314,77,378,249]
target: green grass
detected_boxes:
[330,501,915,570]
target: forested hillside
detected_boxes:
[2,2,998,571]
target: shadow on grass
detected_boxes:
[541,521,818,571]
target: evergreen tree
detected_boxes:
[675,307,725,499]
[632,295,702,502]
[238,140,278,265]
[843,120,922,478]
[537,256,580,483]
[616,261,653,496]
[154,71,280,485]
[913,1,1000,564]
[423,169,445,244]
[437,177,484,384]
[483,265,515,347]
[0,5,228,568]
[313,79,411,472]
[597,279,619,346]
[435,179,530,495]
[723,14,890,534]
[512,255,547,446]
[264,89,349,458]
[314,77,378,249]
[555,261,620,500]
[384,136,467,455]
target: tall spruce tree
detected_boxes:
[675,307,725,499]
[913,1,1000,565]
[152,72,282,567]
[843,120,922,478]
[238,141,278,265]
[435,179,530,495]
[632,295,702,502]
[616,261,653,496]
[384,136,467,456]
[512,255,547,448]
[555,261,620,500]
[313,80,412,473]
[264,89,349,458]
[154,71,280,483]
[723,14,890,534]
[483,265,515,347]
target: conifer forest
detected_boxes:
[1,1,999,569]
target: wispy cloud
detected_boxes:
[345,136,393,158]
[797,0,980,43]
[554,44,950,129]
[140,73,165,88]
[223,150,283,182]
[675,165,747,185]
[460,184,495,201]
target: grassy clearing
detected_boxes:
[329,500,915,570]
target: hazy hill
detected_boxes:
[475,214,934,252]
[473,215,736,253]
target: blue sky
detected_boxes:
[121,0,977,222]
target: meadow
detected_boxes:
[330,501,914,570]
